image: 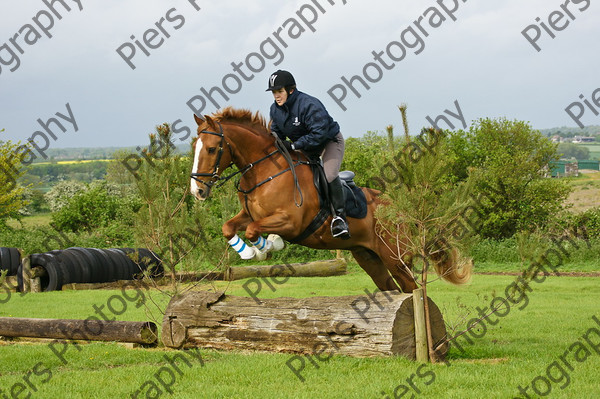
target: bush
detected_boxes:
[447,118,571,239]
[44,181,85,212]
[51,181,140,232]
[572,207,600,239]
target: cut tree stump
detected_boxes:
[226,258,347,281]
[0,318,158,345]
[162,290,448,359]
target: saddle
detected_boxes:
[289,159,368,243]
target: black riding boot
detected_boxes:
[328,177,351,239]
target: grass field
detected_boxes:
[577,143,600,160]
[5,213,52,229]
[1,265,599,398]
[564,170,600,213]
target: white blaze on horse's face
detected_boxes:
[191,137,205,200]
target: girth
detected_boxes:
[288,161,331,244]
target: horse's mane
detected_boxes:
[210,107,270,137]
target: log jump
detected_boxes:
[161,290,448,359]
[0,317,158,345]
[226,258,347,281]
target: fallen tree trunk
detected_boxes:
[162,290,447,359]
[0,317,158,345]
[226,258,347,281]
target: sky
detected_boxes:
[0,0,598,154]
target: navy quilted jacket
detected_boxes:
[270,90,340,153]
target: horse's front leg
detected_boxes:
[242,212,291,260]
[223,210,285,260]
[223,209,255,259]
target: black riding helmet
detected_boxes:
[266,70,296,91]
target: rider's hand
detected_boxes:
[282,140,295,152]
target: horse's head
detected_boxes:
[190,114,233,200]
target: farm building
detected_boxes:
[548,160,578,177]
[577,160,600,171]
[572,136,596,143]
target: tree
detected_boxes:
[446,118,571,239]
[132,124,212,288]
[44,180,85,212]
[375,122,474,362]
[341,132,388,187]
[556,143,590,160]
[106,149,139,186]
[0,134,29,224]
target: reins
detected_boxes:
[273,133,304,207]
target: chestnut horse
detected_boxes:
[190,107,469,292]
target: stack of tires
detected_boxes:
[18,248,163,292]
[0,247,21,276]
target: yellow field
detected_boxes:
[33,159,111,165]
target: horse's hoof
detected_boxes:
[253,247,268,261]
[267,234,285,251]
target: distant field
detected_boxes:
[577,143,600,160]
[564,171,600,212]
[32,159,111,165]
[6,213,52,229]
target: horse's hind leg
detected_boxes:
[351,247,400,291]
[375,242,419,292]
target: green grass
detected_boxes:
[1,268,599,398]
[5,213,52,229]
[576,143,600,160]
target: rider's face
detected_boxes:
[272,88,289,106]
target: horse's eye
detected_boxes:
[208,147,217,154]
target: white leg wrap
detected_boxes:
[267,234,285,251]
[251,236,273,252]
[228,234,255,260]
[251,236,272,261]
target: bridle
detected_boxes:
[190,120,306,206]
[190,122,233,191]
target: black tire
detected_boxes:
[17,263,23,292]
[54,250,82,285]
[30,253,64,292]
[0,247,11,275]
[8,248,21,276]
[117,248,142,278]
[99,248,121,281]
[87,248,115,283]
[68,248,103,284]
[43,252,70,289]
[106,249,132,280]
[63,249,91,283]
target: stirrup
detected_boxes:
[331,216,351,239]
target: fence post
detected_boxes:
[413,288,429,362]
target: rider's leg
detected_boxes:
[323,132,350,239]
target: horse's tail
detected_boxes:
[432,247,472,285]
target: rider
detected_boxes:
[266,70,350,240]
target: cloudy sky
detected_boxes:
[1,0,598,152]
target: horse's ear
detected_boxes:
[205,115,215,129]
[193,114,205,126]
